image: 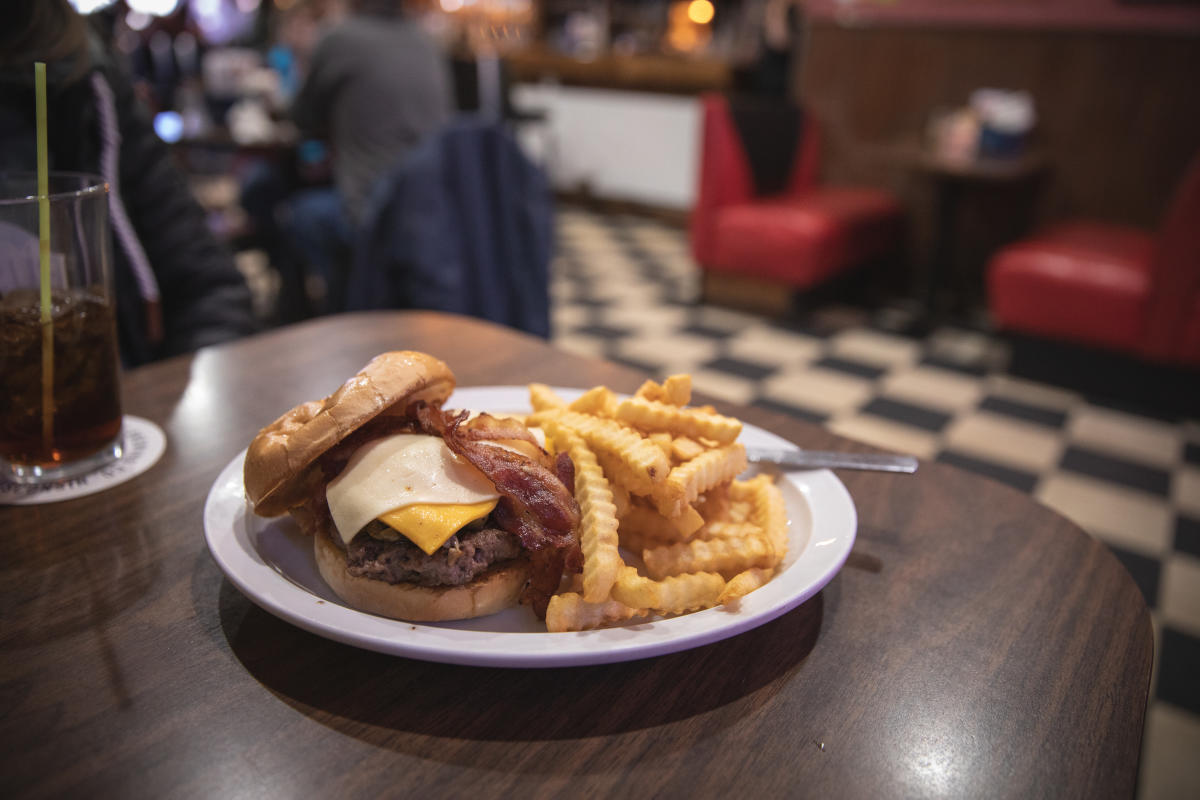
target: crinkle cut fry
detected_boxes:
[718,567,776,605]
[695,520,761,541]
[611,565,725,614]
[657,502,703,539]
[529,383,567,412]
[732,475,789,561]
[616,505,678,555]
[546,410,671,488]
[647,432,674,461]
[727,499,753,523]
[544,420,622,603]
[610,481,631,518]
[634,378,667,403]
[596,450,657,496]
[568,386,618,417]
[694,481,732,521]
[671,436,706,463]
[662,375,692,407]
[546,592,646,632]
[655,443,747,518]
[633,375,692,407]
[642,534,776,580]
[626,500,704,542]
[614,396,742,444]
[618,528,673,559]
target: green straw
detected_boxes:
[35,62,54,455]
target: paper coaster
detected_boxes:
[0,416,167,506]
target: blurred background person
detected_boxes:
[0,0,257,366]
[282,0,454,313]
[267,0,348,104]
[237,0,346,322]
[757,0,806,99]
[731,0,807,100]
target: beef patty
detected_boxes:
[345,522,522,587]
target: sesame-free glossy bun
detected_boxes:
[244,351,455,517]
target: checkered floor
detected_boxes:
[550,206,1200,799]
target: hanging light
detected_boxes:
[686,0,714,25]
[68,0,119,13]
[126,0,183,15]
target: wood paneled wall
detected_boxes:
[798,22,1200,230]
[803,0,1200,34]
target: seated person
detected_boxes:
[282,0,453,313]
[0,0,257,366]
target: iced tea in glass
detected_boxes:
[0,173,124,484]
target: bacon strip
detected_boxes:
[555,451,575,494]
[442,411,580,537]
[457,412,541,446]
[492,498,583,618]
[416,405,583,617]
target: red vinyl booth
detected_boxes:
[690,94,903,298]
[986,154,1200,367]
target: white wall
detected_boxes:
[511,84,701,210]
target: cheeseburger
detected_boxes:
[244,352,582,622]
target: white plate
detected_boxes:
[204,386,857,667]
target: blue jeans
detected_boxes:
[280,187,354,313]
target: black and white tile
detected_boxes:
[550,206,1200,800]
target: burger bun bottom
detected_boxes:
[314,527,529,622]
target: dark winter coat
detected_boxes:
[0,38,256,366]
[347,118,553,338]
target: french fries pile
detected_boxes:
[525,375,788,632]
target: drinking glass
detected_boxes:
[0,172,124,484]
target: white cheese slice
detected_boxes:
[326,434,500,545]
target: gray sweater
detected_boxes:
[291,15,453,223]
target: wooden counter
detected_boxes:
[506,46,732,94]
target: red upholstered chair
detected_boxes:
[690,94,903,305]
[986,154,1200,367]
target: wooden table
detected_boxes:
[0,311,1152,798]
[892,147,1050,327]
[506,46,732,95]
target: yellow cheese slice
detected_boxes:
[377,500,498,556]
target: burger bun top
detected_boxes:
[244,350,455,517]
